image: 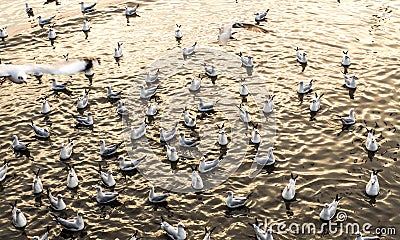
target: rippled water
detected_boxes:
[0,0,399,239]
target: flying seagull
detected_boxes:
[218,22,269,46]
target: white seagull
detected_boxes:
[125,4,139,16]
[12,135,29,151]
[80,2,96,13]
[117,100,129,116]
[182,107,196,127]
[76,112,93,126]
[239,79,249,96]
[40,96,51,114]
[60,140,74,160]
[77,89,89,109]
[30,120,50,138]
[337,108,355,125]
[198,155,222,173]
[191,167,204,190]
[82,18,90,32]
[48,25,56,40]
[203,63,217,78]
[32,169,43,194]
[297,79,313,94]
[175,24,183,40]
[67,165,78,188]
[366,170,382,197]
[217,123,228,146]
[37,15,55,27]
[106,85,122,99]
[282,173,298,201]
[249,218,274,240]
[0,160,8,182]
[179,132,199,147]
[239,52,254,67]
[218,22,269,46]
[255,9,269,23]
[149,185,169,203]
[28,226,51,240]
[296,47,307,64]
[343,73,358,89]
[309,92,324,112]
[226,191,250,208]
[99,139,123,156]
[263,95,275,114]
[188,74,202,91]
[145,69,160,83]
[51,78,69,91]
[166,144,178,162]
[341,51,351,67]
[202,226,216,240]
[183,42,197,56]
[11,200,27,228]
[160,123,179,142]
[54,210,85,231]
[365,129,378,152]
[114,42,123,59]
[46,187,66,211]
[254,147,275,166]
[250,124,261,144]
[140,85,159,99]
[131,120,147,140]
[95,185,119,203]
[98,164,116,188]
[25,3,34,18]
[145,102,158,116]
[237,104,251,123]
[160,217,187,240]
[198,97,219,112]
[0,27,8,41]
[319,194,342,221]
[354,232,379,240]
[119,155,144,171]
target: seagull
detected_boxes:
[149,185,169,203]
[183,107,196,127]
[254,147,275,166]
[239,52,254,67]
[191,166,204,190]
[226,191,250,208]
[106,85,122,99]
[250,124,261,144]
[114,42,123,59]
[255,9,269,23]
[203,63,217,78]
[99,139,123,156]
[239,78,249,96]
[297,79,313,94]
[202,226,216,240]
[67,165,78,188]
[48,24,56,40]
[198,97,219,112]
[337,108,355,125]
[140,85,159,99]
[54,210,85,231]
[179,132,199,147]
[217,123,228,146]
[160,123,179,142]
[175,24,183,40]
[354,232,379,240]
[129,231,140,240]
[51,78,69,91]
[263,95,275,114]
[117,100,129,116]
[343,73,358,89]
[296,47,307,64]
[119,155,144,171]
[77,89,89,109]
[46,187,66,211]
[131,119,147,140]
[366,170,382,197]
[25,3,34,18]
[218,22,269,46]
[145,69,160,83]
[75,112,93,126]
[282,173,298,201]
[37,15,55,27]
[10,200,27,228]
[145,102,158,116]
[80,2,96,13]
[98,164,116,187]
[40,96,51,114]
[319,194,342,221]
[341,51,351,67]
[188,74,202,91]
[183,42,197,56]
[125,4,139,17]
[32,169,43,194]
[237,104,251,123]
[199,155,222,173]
[160,217,187,240]
[12,135,29,151]
[0,27,8,41]
[309,92,324,112]
[30,120,50,138]
[28,226,51,240]
[248,218,274,240]
[0,57,99,84]
[365,129,378,152]
[82,18,90,32]
[0,160,9,182]
[166,144,178,161]
[95,185,119,203]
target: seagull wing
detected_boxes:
[57,217,77,229]
[236,23,269,33]
[25,58,98,75]
[0,65,18,77]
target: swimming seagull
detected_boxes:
[343,73,357,89]
[0,57,99,84]
[199,155,222,173]
[145,69,160,83]
[125,4,139,17]
[354,232,379,240]
[130,231,140,240]
[218,23,269,46]
[296,47,307,64]
[82,18,90,32]
[202,226,216,240]
[166,144,178,161]
[54,210,84,231]
[99,139,123,156]
[191,166,204,190]
[117,100,129,116]
[198,97,219,112]
[95,185,119,203]
[37,15,55,27]
[140,85,159,99]
[309,92,324,112]
[40,96,51,114]
[51,78,69,91]
[145,102,157,116]
[10,200,27,228]
[160,217,187,240]
[203,63,217,78]
[48,24,56,40]
[183,42,197,56]
[282,173,298,201]
[188,74,202,91]
[341,51,351,67]
[25,3,34,18]
[250,124,261,144]
[77,89,89,109]
[263,95,275,114]
[119,155,144,171]
[106,85,122,99]
[337,108,355,125]
[12,135,29,151]
[80,2,96,13]
[183,107,196,127]
[366,170,382,197]
[149,185,169,203]
[255,9,269,23]
[248,218,274,240]
[0,160,9,182]
[114,42,123,59]
[98,164,116,187]
[179,132,199,147]
[239,52,254,68]
[237,104,251,123]
[28,226,51,240]
[254,147,275,166]
[0,27,8,41]
[239,78,249,96]
[297,79,313,94]
[226,191,250,208]
[30,120,50,138]
[32,169,43,194]
[46,187,66,211]
[365,129,378,152]
[59,140,73,160]
[216,123,228,146]
[175,24,183,40]
[131,119,147,140]
[319,194,342,221]
[66,165,79,188]
[75,112,93,126]
[160,123,179,142]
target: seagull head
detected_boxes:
[95,185,102,191]
[226,191,233,196]
[99,139,105,145]
[37,16,42,19]
[266,229,273,235]
[118,155,124,161]
[57,194,63,199]
[107,169,113,174]
[87,112,92,116]
[12,135,18,140]
[355,232,362,237]
[323,203,330,209]
[77,210,85,216]
[178,222,185,228]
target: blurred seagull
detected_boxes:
[366,170,382,197]
[309,92,323,112]
[66,165,78,188]
[11,200,26,228]
[131,119,147,140]
[254,147,275,166]
[82,18,90,32]
[80,2,96,13]
[30,120,50,138]
[37,15,55,27]
[119,155,144,171]
[32,169,43,194]
[218,22,269,46]
[249,218,274,240]
[48,24,56,40]
[296,47,307,64]
[117,100,129,116]
[160,217,187,240]
[60,139,73,160]
[0,160,9,182]
[125,4,139,16]
[0,27,8,41]
[145,102,158,116]
[166,144,178,161]
[365,129,378,152]
[114,42,123,59]
[341,51,351,67]
[179,132,199,147]
[237,104,251,123]
[199,155,222,173]
[198,97,219,112]
[250,124,261,144]
[40,96,51,114]
[239,78,249,96]
[188,74,202,91]
[354,232,379,240]
[183,42,197,56]
[255,9,269,23]
[145,69,160,83]
[203,63,217,78]
[217,123,228,146]
[175,24,183,40]
[76,112,93,126]
[263,95,275,114]
[239,52,254,67]
[203,226,216,240]
[343,73,357,89]
[282,173,298,201]
[106,85,122,99]
[183,107,196,127]
[25,3,34,18]
[191,166,203,190]
[51,78,69,91]
[28,226,51,240]
[140,85,158,99]
[54,210,84,231]
[77,89,89,109]
[160,123,179,142]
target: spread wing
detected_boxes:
[237,23,269,33]
[0,65,16,77]
[24,58,99,75]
